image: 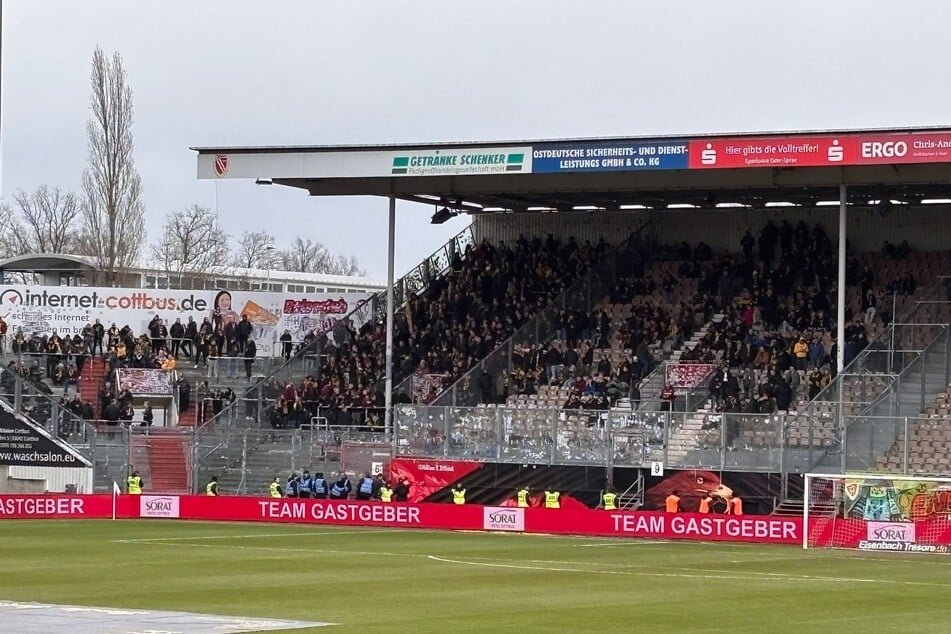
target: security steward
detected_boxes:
[452,483,466,505]
[544,489,561,509]
[206,476,219,496]
[601,489,617,510]
[698,493,713,514]
[380,480,394,503]
[312,472,328,499]
[269,477,283,498]
[126,471,143,495]
[516,486,530,508]
[665,490,681,513]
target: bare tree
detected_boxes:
[0,202,17,259]
[329,253,365,276]
[3,186,83,254]
[78,47,146,281]
[232,230,279,269]
[150,205,230,277]
[279,237,365,276]
[279,237,324,273]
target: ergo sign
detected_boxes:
[861,141,907,158]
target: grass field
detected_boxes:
[1,520,951,633]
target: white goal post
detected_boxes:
[803,473,951,553]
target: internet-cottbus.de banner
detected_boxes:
[0,286,371,357]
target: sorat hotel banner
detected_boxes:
[0,286,371,357]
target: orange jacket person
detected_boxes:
[665,491,681,513]
[730,496,743,516]
[698,494,712,514]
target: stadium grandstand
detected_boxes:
[4,127,951,518]
[0,253,384,294]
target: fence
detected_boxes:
[0,366,131,491]
[189,427,390,496]
[842,414,951,475]
[393,405,790,471]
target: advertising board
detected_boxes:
[387,458,484,503]
[140,495,181,518]
[483,506,525,532]
[0,401,90,468]
[0,286,371,357]
[688,131,951,169]
[0,494,807,545]
[532,141,688,173]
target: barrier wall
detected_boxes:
[0,494,803,545]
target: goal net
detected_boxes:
[804,473,951,553]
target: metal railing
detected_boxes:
[345,224,475,328]
[393,404,789,472]
[190,427,390,496]
[841,414,951,475]
[0,366,131,491]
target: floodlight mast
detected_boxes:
[384,196,396,437]
[837,184,847,476]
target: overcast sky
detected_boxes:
[2,1,950,280]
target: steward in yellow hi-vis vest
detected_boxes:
[380,485,393,502]
[452,484,466,505]
[544,490,560,509]
[516,487,530,508]
[602,491,617,510]
[126,472,143,495]
[269,477,283,498]
[206,476,219,496]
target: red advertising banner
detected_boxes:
[174,497,803,544]
[528,509,802,543]
[0,494,135,519]
[178,496,485,530]
[688,131,951,169]
[0,494,804,545]
[387,458,484,502]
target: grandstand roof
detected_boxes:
[0,253,97,272]
[194,126,951,211]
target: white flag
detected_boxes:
[113,481,121,495]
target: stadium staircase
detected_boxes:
[627,312,723,413]
[78,357,108,418]
[132,429,190,494]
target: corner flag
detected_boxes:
[112,481,121,520]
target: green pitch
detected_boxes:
[1,520,950,633]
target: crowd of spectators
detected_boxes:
[261,236,605,426]
[495,243,719,411]
[677,220,917,415]
[487,220,920,418]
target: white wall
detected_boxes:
[7,466,94,494]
